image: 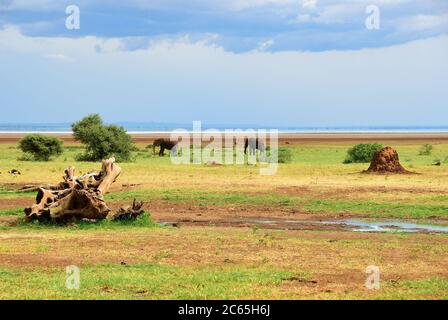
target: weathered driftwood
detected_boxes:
[109,199,144,221]
[25,158,144,223]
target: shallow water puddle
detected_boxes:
[160,218,448,233]
[323,219,448,233]
[246,219,448,233]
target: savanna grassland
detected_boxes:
[0,136,447,299]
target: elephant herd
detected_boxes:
[152,138,265,156]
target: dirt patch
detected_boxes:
[0,198,33,210]
[273,186,313,196]
[107,199,308,221]
[0,253,76,268]
[0,182,40,191]
[0,215,20,227]
[158,217,357,232]
[0,197,326,228]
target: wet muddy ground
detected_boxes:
[1,183,447,234]
[159,217,448,234]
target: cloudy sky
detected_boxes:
[0,0,447,126]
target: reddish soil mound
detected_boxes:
[365,146,410,174]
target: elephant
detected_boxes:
[244,138,265,156]
[152,138,178,156]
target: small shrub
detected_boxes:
[262,147,293,163]
[278,147,293,163]
[343,143,382,164]
[419,144,433,156]
[18,134,63,161]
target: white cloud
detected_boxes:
[256,39,274,51]
[1,0,59,11]
[2,0,447,53]
[0,25,124,55]
[128,0,299,12]
[295,13,311,23]
[302,0,317,10]
[294,2,366,24]
[0,25,447,125]
[45,53,73,62]
[394,13,448,34]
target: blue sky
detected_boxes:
[0,0,447,126]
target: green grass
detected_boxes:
[107,188,298,207]
[1,257,447,299]
[1,141,448,300]
[0,208,23,216]
[1,212,160,231]
[379,277,448,300]
[106,187,448,219]
[0,264,293,299]
[3,140,448,167]
[0,187,35,198]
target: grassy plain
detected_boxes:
[0,137,447,299]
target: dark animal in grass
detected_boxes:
[8,169,21,175]
[152,139,178,156]
[244,138,266,156]
[433,161,441,166]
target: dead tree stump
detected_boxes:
[25,158,144,222]
[109,199,145,221]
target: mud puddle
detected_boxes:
[160,218,448,234]
[324,219,448,233]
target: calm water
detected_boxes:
[1,123,448,133]
[160,218,448,233]
[323,219,448,233]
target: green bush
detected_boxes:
[19,134,63,161]
[277,147,293,163]
[262,147,293,164]
[72,114,135,162]
[419,144,433,156]
[343,143,382,164]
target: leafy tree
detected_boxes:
[19,134,63,161]
[343,143,383,164]
[72,114,135,161]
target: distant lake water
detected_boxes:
[0,123,448,133]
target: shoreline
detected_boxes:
[2,130,448,135]
[1,132,448,143]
